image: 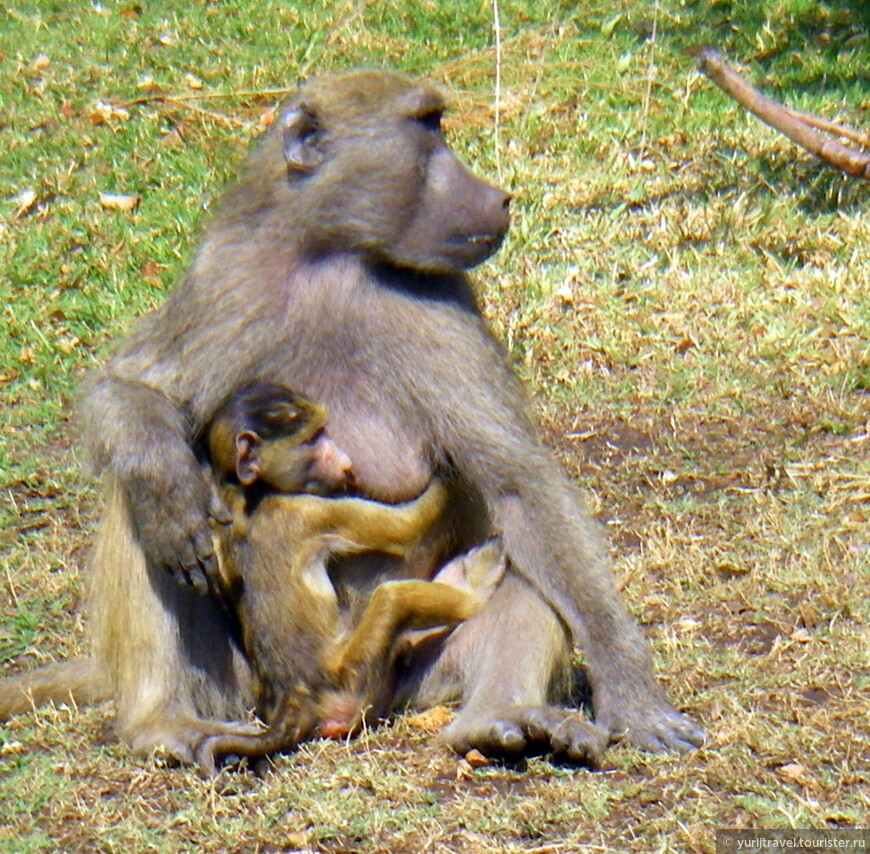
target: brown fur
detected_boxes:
[200,532,505,774]
[83,381,502,773]
[190,383,506,774]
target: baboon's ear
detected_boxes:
[282,104,327,172]
[235,431,262,486]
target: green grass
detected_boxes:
[2,1,868,852]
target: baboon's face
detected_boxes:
[279,70,511,273]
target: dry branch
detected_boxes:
[690,46,870,180]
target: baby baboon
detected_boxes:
[195,383,504,773]
[29,69,700,763]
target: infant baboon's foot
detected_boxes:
[192,722,274,778]
[124,715,264,774]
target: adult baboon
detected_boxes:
[11,69,702,763]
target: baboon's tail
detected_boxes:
[0,658,108,719]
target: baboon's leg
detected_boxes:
[89,480,252,762]
[401,572,609,765]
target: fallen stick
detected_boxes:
[689,45,870,179]
[782,105,870,150]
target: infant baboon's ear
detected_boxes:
[234,430,262,486]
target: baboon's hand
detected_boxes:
[124,460,231,593]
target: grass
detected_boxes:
[1,0,868,851]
